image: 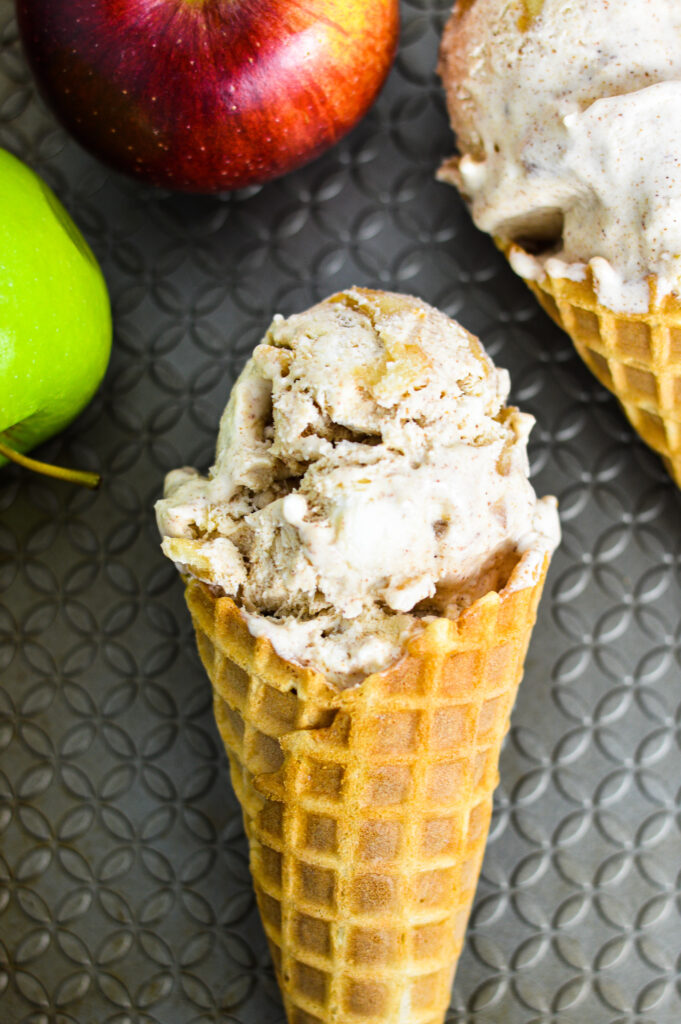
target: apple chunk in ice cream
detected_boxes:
[156,288,559,685]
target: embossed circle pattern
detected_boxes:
[1,2,681,1023]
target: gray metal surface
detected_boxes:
[1,2,680,1022]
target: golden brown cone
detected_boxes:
[502,242,681,487]
[184,547,551,1024]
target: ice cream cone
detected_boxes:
[184,546,550,1024]
[437,0,681,488]
[503,243,681,486]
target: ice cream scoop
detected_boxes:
[157,287,558,684]
[438,0,681,485]
[439,0,681,314]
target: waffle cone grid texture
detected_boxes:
[514,255,681,487]
[185,550,549,1024]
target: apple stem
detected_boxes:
[0,439,101,489]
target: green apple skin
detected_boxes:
[0,148,112,468]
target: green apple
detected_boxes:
[0,148,112,487]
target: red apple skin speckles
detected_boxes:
[15,0,400,193]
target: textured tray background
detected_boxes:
[1,3,681,1023]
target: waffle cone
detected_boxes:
[504,243,681,486]
[185,548,550,1024]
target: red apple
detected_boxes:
[15,0,399,194]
